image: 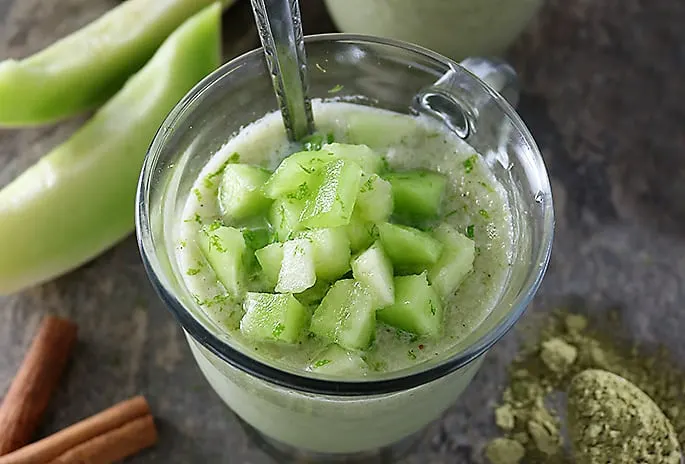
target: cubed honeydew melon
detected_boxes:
[263,150,334,199]
[297,227,351,281]
[377,272,443,337]
[197,225,247,297]
[351,241,394,309]
[310,279,375,350]
[384,170,446,219]
[355,174,393,223]
[299,159,363,229]
[240,292,309,343]
[269,197,305,241]
[307,344,368,375]
[275,238,316,294]
[428,223,475,300]
[377,222,443,273]
[322,142,383,174]
[219,164,272,221]
[254,242,283,289]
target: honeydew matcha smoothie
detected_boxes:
[175,100,513,452]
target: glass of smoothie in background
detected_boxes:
[323,0,544,60]
[136,35,553,460]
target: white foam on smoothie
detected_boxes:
[175,100,513,377]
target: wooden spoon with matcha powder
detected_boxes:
[568,369,682,464]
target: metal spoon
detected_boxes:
[250,0,315,141]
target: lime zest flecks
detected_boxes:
[204,231,226,253]
[272,323,286,338]
[193,188,203,203]
[463,154,478,173]
[184,213,202,224]
[394,329,419,343]
[479,209,490,219]
[191,293,231,307]
[479,180,494,192]
[205,162,228,182]
[315,62,326,73]
[368,359,387,372]
[298,163,315,174]
[199,293,231,307]
[186,268,201,276]
[466,224,475,239]
[359,176,375,193]
[328,84,344,94]
[408,350,417,360]
[287,182,310,200]
[204,153,241,187]
[242,229,260,250]
[313,359,332,368]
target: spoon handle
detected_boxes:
[250,0,314,141]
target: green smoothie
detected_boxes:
[175,100,513,377]
[171,100,515,453]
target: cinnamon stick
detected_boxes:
[0,315,77,455]
[48,415,157,464]
[0,396,151,464]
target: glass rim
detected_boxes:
[136,33,555,396]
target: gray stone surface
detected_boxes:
[1,0,684,462]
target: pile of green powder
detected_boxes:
[484,311,685,464]
[568,369,681,463]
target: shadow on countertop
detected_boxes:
[510,0,685,239]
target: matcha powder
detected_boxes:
[568,369,680,463]
[484,312,685,463]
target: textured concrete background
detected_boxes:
[1,0,684,462]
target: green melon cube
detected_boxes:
[428,224,475,300]
[197,225,247,297]
[344,112,420,151]
[322,143,383,174]
[298,227,351,280]
[241,225,276,252]
[254,242,283,289]
[299,159,363,229]
[377,223,443,273]
[345,213,378,253]
[240,292,309,343]
[351,241,395,309]
[308,345,368,376]
[377,273,443,337]
[275,238,316,294]
[219,164,272,222]
[302,132,335,151]
[310,280,376,350]
[355,174,393,222]
[263,150,334,199]
[295,279,332,308]
[384,170,446,219]
[240,224,277,291]
[269,197,305,241]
